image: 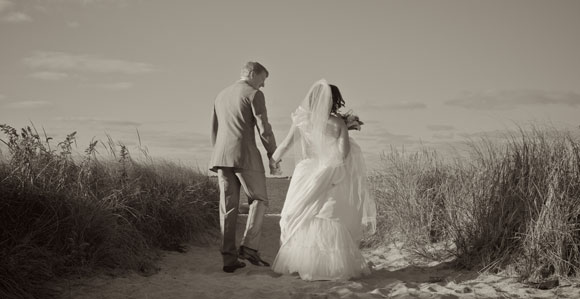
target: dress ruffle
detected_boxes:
[272,112,376,281]
[272,217,370,281]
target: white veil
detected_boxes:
[291,79,340,167]
[287,79,377,238]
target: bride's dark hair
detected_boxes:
[330,84,345,114]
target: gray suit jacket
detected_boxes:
[209,81,277,173]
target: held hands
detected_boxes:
[269,157,282,176]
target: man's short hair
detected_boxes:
[241,61,269,78]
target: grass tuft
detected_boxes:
[370,125,580,281]
[0,124,219,299]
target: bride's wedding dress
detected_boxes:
[271,80,376,281]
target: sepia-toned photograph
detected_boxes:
[1,1,579,298]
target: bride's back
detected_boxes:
[325,115,343,140]
[295,115,344,163]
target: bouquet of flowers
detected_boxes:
[337,110,364,131]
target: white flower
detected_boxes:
[337,111,364,131]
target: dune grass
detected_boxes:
[370,125,580,282]
[0,124,220,299]
[2,122,579,297]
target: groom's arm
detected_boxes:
[251,90,277,158]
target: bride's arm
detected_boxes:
[337,119,350,160]
[271,123,296,163]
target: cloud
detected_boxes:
[427,124,455,131]
[357,127,415,146]
[52,0,131,4]
[4,100,54,109]
[2,12,32,23]
[0,0,12,13]
[456,129,521,140]
[137,129,210,151]
[54,116,141,127]
[445,90,580,110]
[66,21,79,28]
[386,101,427,110]
[30,71,70,80]
[355,100,426,111]
[152,134,208,150]
[432,132,455,140]
[95,82,133,90]
[60,0,98,4]
[24,51,155,74]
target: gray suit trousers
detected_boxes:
[217,167,268,267]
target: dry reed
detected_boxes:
[370,125,580,282]
[0,124,220,299]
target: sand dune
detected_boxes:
[56,214,580,299]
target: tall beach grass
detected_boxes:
[0,124,220,299]
[370,125,580,282]
[2,121,578,297]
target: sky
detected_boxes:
[1,0,579,175]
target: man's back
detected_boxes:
[212,62,275,272]
[209,81,276,172]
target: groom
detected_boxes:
[209,61,280,273]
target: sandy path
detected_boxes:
[56,214,580,299]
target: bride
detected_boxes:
[270,79,376,281]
